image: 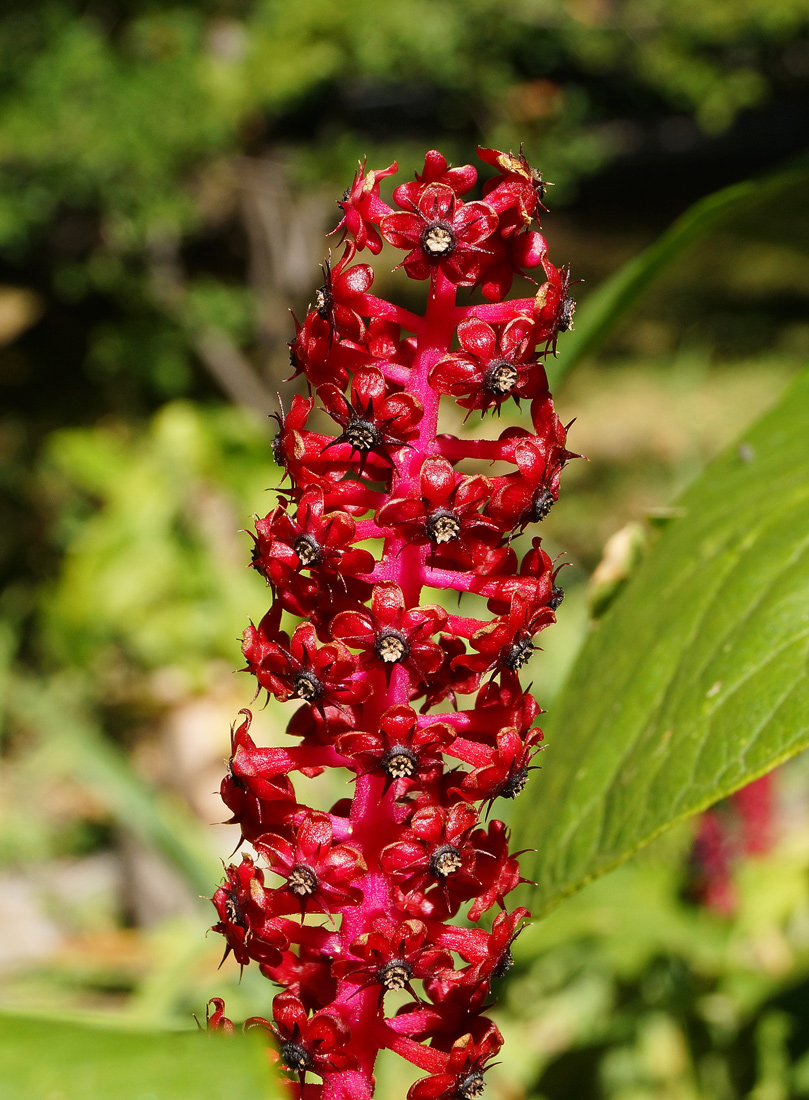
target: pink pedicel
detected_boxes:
[208,147,578,1100]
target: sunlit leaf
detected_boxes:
[514,364,809,915]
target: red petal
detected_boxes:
[273,991,308,1036]
[298,811,333,857]
[418,184,454,221]
[420,455,456,506]
[372,580,405,625]
[452,201,498,244]
[380,212,422,250]
[336,263,374,296]
[457,317,496,360]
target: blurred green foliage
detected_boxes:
[41,402,269,674]
[498,803,809,1100]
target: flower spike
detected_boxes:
[208,147,578,1100]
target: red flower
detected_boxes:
[380,184,498,288]
[242,613,371,711]
[248,991,357,1082]
[337,704,454,794]
[466,820,528,921]
[211,855,288,969]
[312,242,375,344]
[478,145,549,229]
[380,803,480,918]
[251,486,375,594]
[533,258,576,352]
[331,581,448,685]
[457,907,531,988]
[487,406,573,533]
[335,916,454,1007]
[453,726,544,809]
[270,395,354,491]
[320,366,423,475]
[205,997,235,1034]
[288,308,371,392]
[332,158,398,254]
[430,316,549,416]
[219,763,302,847]
[255,811,366,916]
[408,1026,503,1100]
[377,455,498,569]
[456,586,556,680]
[226,708,299,796]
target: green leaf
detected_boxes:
[0,1010,281,1100]
[514,364,809,916]
[547,157,809,388]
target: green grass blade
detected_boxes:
[549,157,809,388]
[10,676,218,898]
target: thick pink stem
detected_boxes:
[321,274,457,1100]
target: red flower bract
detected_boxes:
[208,146,577,1100]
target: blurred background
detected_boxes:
[1,1,809,1097]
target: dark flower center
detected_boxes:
[457,1071,485,1100]
[315,284,332,319]
[294,534,321,567]
[531,169,547,204]
[531,487,554,522]
[225,758,246,790]
[549,584,565,610]
[382,745,418,780]
[503,636,534,671]
[345,416,381,452]
[501,767,529,799]
[421,221,455,257]
[224,889,246,927]
[280,1041,312,1074]
[492,948,515,979]
[426,509,461,544]
[288,864,318,897]
[377,959,413,991]
[558,296,576,332]
[294,671,323,702]
[375,630,410,664]
[430,844,463,878]
[484,359,519,395]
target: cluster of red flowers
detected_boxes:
[208,147,577,1100]
[688,773,776,914]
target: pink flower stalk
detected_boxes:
[209,147,577,1100]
